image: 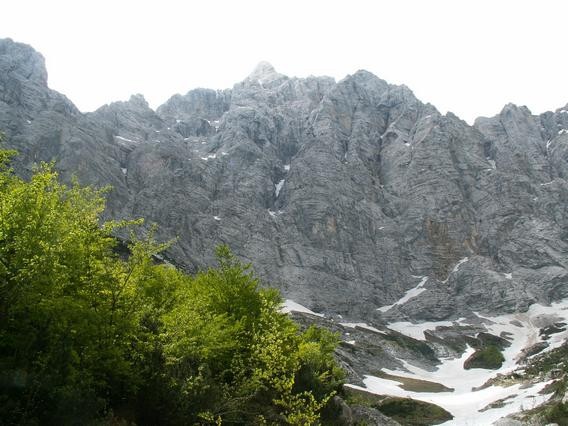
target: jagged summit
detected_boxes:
[246,60,285,84]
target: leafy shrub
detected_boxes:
[0,146,343,425]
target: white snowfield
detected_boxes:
[280,299,324,317]
[353,298,568,425]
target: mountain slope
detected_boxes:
[1,37,568,324]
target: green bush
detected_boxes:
[464,345,505,370]
[0,146,344,425]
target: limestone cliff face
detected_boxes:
[2,37,568,322]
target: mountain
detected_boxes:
[2,37,568,325]
[4,36,568,424]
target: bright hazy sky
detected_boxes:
[3,0,567,123]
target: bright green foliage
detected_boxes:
[0,147,343,425]
[161,246,344,424]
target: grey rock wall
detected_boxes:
[2,37,568,323]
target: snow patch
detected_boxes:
[504,273,512,279]
[488,159,496,169]
[340,322,386,335]
[213,216,221,221]
[559,129,568,135]
[378,277,428,313]
[345,340,356,345]
[26,119,31,124]
[275,179,285,197]
[201,154,217,161]
[452,257,469,273]
[387,319,460,340]
[121,168,127,175]
[284,164,290,171]
[115,135,137,143]
[371,299,568,424]
[281,300,324,317]
[348,375,552,426]
[268,209,284,217]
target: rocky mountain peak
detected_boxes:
[246,60,285,85]
[0,38,48,87]
[128,93,150,109]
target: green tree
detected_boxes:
[0,143,344,425]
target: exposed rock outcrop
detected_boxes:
[2,37,568,324]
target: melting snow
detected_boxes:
[176,119,181,123]
[357,299,568,424]
[348,375,552,426]
[559,129,568,135]
[201,154,217,161]
[275,179,285,197]
[121,168,127,175]
[488,159,496,169]
[452,257,469,273]
[284,164,291,171]
[340,322,386,335]
[387,319,460,340]
[560,110,567,114]
[115,135,136,143]
[378,277,428,313]
[346,340,356,345]
[26,119,31,124]
[281,300,324,317]
[213,216,221,221]
[540,181,554,186]
[504,273,512,279]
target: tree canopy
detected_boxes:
[0,143,344,425]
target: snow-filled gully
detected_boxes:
[350,299,568,425]
[281,298,568,424]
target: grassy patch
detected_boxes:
[544,401,568,426]
[464,345,504,370]
[377,396,453,425]
[343,387,453,425]
[376,371,453,393]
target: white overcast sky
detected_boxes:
[2,0,567,123]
